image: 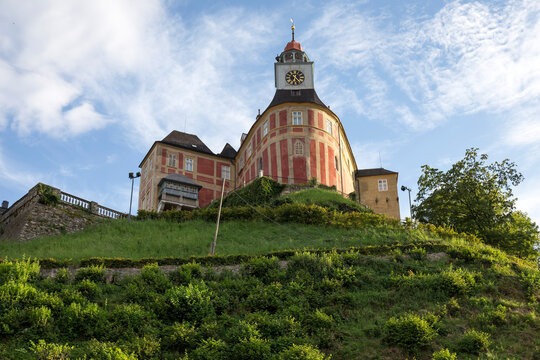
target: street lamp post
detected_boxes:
[401,185,413,220]
[128,172,141,221]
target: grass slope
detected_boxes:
[0,219,422,262]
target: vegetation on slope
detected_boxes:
[0,240,538,360]
[281,188,370,213]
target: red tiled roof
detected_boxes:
[284,40,303,52]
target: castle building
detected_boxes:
[138,27,400,219]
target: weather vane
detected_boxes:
[290,18,295,41]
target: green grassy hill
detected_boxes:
[0,185,538,359]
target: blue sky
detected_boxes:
[1,0,539,224]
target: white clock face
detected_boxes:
[275,63,314,89]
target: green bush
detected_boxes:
[29,339,73,360]
[457,329,490,354]
[165,321,201,352]
[61,302,107,339]
[169,262,203,285]
[140,263,171,293]
[0,258,40,285]
[86,339,137,360]
[74,265,105,284]
[28,305,52,330]
[164,282,215,323]
[124,336,161,360]
[55,268,71,284]
[277,344,331,360]
[432,348,457,360]
[240,256,282,283]
[231,336,272,360]
[109,303,149,340]
[384,313,437,352]
[38,184,60,206]
[190,338,227,360]
[207,176,285,208]
[77,279,101,299]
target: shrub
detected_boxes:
[55,268,71,284]
[432,348,457,360]
[86,339,137,360]
[109,303,148,340]
[409,247,427,261]
[38,184,60,206]
[457,329,490,354]
[124,336,161,360]
[384,313,437,352]
[61,302,107,338]
[165,321,201,352]
[74,265,105,284]
[140,263,171,293]
[28,305,52,330]
[231,336,272,360]
[277,344,331,360]
[77,279,101,299]
[190,338,227,360]
[240,256,282,283]
[29,339,73,360]
[164,282,215,323]
[169,262,203,285]
[0,258,40,285]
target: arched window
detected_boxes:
[294,141,304,156]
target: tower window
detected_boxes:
[168,154,176,167]
[258,157,263,171]
[292,111,303,125]
[335,156,339,171]
[326,120,332,135]
[263,121,268,136]
[378,179,388,191]
[294,141,304,156]
[291,90,301,96]
[247,144,252,158]
[186,158,193,172]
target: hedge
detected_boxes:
[23,242,449,269]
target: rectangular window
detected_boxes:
[263,121,268,136]
[378,179,388,191]
[326,120,332,134]
[186,158,193,171]
[292,111,303,125]
[247,144,252,158]
[221,165,230,180]
[168,154,176,167]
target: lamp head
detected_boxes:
[401,185,407,192]
[129,172,134,179]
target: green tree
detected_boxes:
[413,148,539,258]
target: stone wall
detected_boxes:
[0,183,123,242]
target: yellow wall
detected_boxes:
[355,173,400,219]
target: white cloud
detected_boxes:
[0,1,277,151]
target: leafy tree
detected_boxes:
[413,148,539,258]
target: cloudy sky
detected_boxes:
[1,0,539,224]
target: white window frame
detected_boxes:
[186,158,193,172]
[263,121,268,136]
[326,120,332,134]
[378,179,388,191]
[247,144,252,159]
[292,111,303,125]
[221,165,231,180]
[168,154,176,167]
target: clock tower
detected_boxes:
[274,25,315,90]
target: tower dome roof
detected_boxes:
[284,40,303,52]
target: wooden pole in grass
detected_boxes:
[211,178,226,256]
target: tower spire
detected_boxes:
[290,18,295,41]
